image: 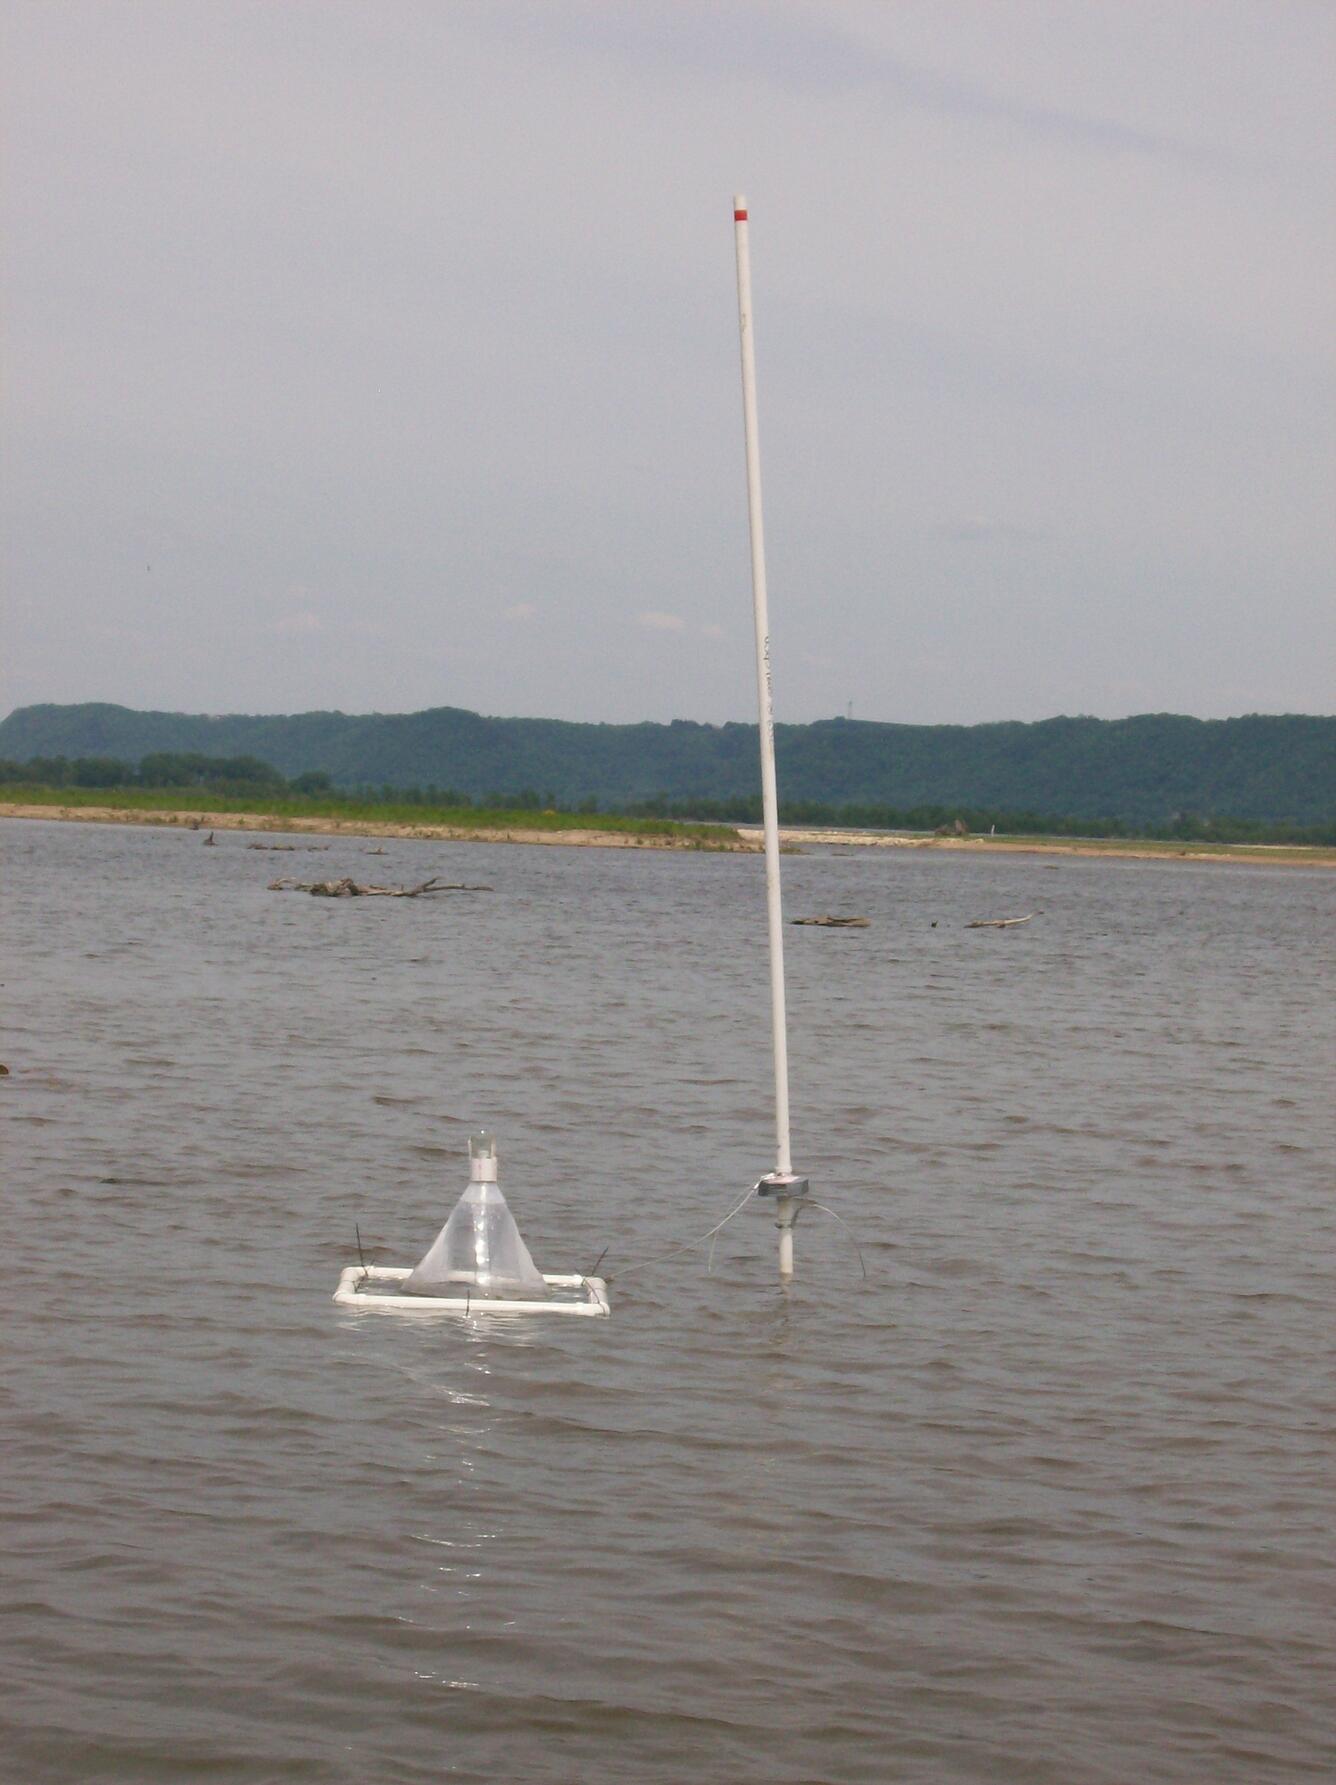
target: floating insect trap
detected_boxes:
[333,1131,610,1317]
[331,199,851,1314]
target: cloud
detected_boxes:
[512,2,1204,165]
[939,519,1049,544]
[268,610,322,637]
[4,1,1331,726]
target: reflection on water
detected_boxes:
[3,818,1334,1783]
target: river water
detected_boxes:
[3,818,1333,1783]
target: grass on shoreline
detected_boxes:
[919,832,1335,864]
[966,833,1335,862]
[6,787,1333,864]
[0,784,738,842]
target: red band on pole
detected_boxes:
[734,209,748,221]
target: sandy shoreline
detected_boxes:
[0,803,755,851]
[741,825,1336,867]
[4,801,1333,866]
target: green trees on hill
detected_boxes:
[2,747,1332,842]
[0,702,1331,829]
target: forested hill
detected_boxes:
[1,702,1332,825]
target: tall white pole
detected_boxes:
[733,194,798,1278]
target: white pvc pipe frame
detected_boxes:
[334,1265,611,1317]
[734,194,800,1279]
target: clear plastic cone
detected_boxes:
[401,1180,548,1298]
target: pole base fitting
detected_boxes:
[755,1173,812,1231]
[754,1172,810,1198]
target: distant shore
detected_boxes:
[4,802,1334,866]
[742,825,1336,867]
[0,802,751,851]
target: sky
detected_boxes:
[3,0,1333,727]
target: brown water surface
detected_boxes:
[3,819,1333,1783]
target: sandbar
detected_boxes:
[3,803,1332,866]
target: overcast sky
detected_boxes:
[3,0,1333,727]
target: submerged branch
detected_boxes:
[268,876,493,898]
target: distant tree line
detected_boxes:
[0,752,316,797]
[2,752,1332,844]
[0,751,574,813]
[3,703,1332,828]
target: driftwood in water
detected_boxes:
[792,914,870,927]
[965,912,1036,929]
[268,876,493,898]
